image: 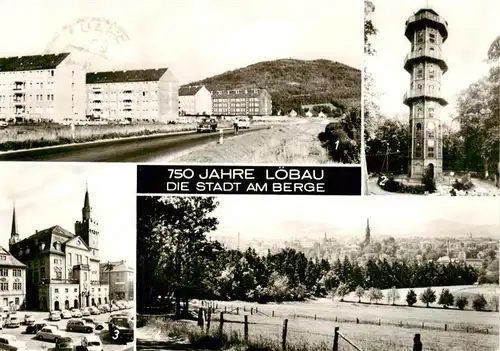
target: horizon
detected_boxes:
[0,162,136,267]
[367,0,500,123]
[0,0,363,85]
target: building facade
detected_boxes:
[0,53,86,123]
[212,88,272,116]
[179,85,212,116]
[9,187,109,311]
[86,68,178,122]
[99,260,134,301]
[403,8,448,179]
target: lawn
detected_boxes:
[170,119,332,164]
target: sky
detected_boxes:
[0,0,363,85]
[210,195,500,241]
[0,162,136,266]
[367,0,500,124]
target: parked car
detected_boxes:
[236,117,251,129]
[5,316,20,328]
[49,310,61,321]
[81,335,103,351]
[36,325,65,342]
[0,334,26,350]
[81,308,91,317]
[61,310,72,319]
[88,306,100,315]
[23,314,35,326]
[70,309,82,318]
[66,319,94,333]
[101,304,110,312]
[108,316,134,343]
[82,317,105,331]
[110,305,120,312]
[197,117,217,133]
[25,322,48,334]
[55,337,74,351]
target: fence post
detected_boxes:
[244,315,249,343]
[237,307,239,315]
[206,309,211,332]
[356,318,359,324]
[378,319,380,326]
[251,307,253,315]
[219,312,224,336]
[421,322,424,329]
[282,319,288,351]
[314,315,317,320]
[445,324,447,331]
[244,306,246,312]
[224,306,227,313]
[413,333,422,351]
[333,327,339,351]
[197,308,204,329]
[256,307,258,314]
[272,310,274,317]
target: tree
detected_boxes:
[490,295,499,312]
[388,286,400,305]
[438,289,454,309]
[103,262,115,301]
[419,288,436,307]
[355,286,365,303]
[368,287,383,304]
[472,294,488,311]
[336,282,350,302]
[406,289,417,307]
[455,295,468,310]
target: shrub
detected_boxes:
[422,168,437,193]
[419,288,436,307]
[455,295,468,310]
[406,289,417,307]
[438,289,454,308]
[472,294,487,311]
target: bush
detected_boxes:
[422,168,437,193]
[472,294,487,311]
[438,289,454,308]
[419,288,436,307]
[406,289,417,307]
[455,295,468,310]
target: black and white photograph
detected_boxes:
[0,162,135,350]
[363,0,500,196]
[136,195,499,351]
[0,0,362,164]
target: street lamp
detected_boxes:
[449,171,455,186]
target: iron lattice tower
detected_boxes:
[403,8,448,179]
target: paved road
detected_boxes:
[0,127,266,162]
[1,310,132,351]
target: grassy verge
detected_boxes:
[172,120,331,164]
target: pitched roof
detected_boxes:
[10,225,75,259]
[0,53,70,72]
[0,247,25,268]
[179,85,203,96]
[100,260,134,272]
[86,68,169,84]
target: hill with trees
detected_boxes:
[184,59,361,115]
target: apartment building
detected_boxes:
[178,85,212,116]
[86,68,178,122]
[0,245,26,310]
[8,187,109,311]
[0,53,86,123]
[212,87,272,116]
[100,260,134,301]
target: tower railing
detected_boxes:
[403,90,448,106]
[406,12,448,28]
[405,49,443,62]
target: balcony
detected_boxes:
[123,90,132,94]
[403,90,448,107]
[404,49,448,73]
[13,81,26,91]
[41,278,79,285]
[405,10,448,42]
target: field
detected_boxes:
[170,118,332,164]
[0,122,200,151]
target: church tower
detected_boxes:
[75,184,99,260]
[9,204,19,250]
[404,8,448,179]
[365,218,371,245]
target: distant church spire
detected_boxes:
[9,202,20,249]
[365,218,371,245]
[82,182,91,220]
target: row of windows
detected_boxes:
[0,282,22,291]
[0,94,58,102]
[0,69,55,77]
[0,81,56,90]
[90,90,159,96]
[0,269,22,277]
[213,97,260,102]
[416,29,440,45]
[54,286,107,294]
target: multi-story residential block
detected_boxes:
[0,240,26,310]
[100,260,134,301]
[8,186,109,311]
[178,85,212,116]
[86,68,178,122]
[0,53,86,123]
[211,87,272,116]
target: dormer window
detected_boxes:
[54,242,61,251]
[26,248,30,254]
[40,242,45,250]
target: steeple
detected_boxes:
[82,182,91,220]
[9,202,20,249]
[365,218,371,245]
